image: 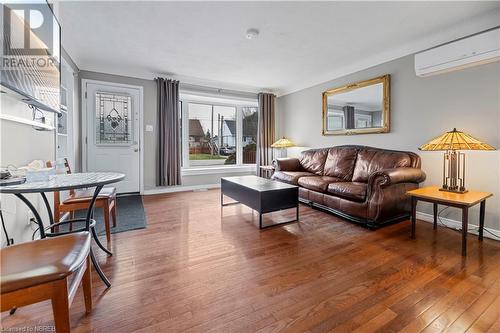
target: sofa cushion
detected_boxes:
[300,149,328,175]
[327,182,367,202]
[272,171,314,185]
[298,176,341,193]
[323,147,359,180]
[352,148,412,182]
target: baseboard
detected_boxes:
[416,211,500,241]
[117,192,140,197]
[143,183,221,195]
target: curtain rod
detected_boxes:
[179,83,259,99]
[153,73,262,96]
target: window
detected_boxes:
[327,110,344,131]
[242,107,258,164]
[187,103,237,166]
[355,114,372,128]
[180,95,258,168]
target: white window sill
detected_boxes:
[182,165,256,176]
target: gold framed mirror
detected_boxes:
[322,74,390,135]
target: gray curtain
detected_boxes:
[156,78,181,186]
[256,92,276,176]
[343,105,355,129]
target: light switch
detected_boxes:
[145,125,154,132]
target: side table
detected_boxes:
[259,165,275,179]
[407,186,493,256]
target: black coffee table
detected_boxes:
[221,175,299,229]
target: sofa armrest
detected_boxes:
[365,168,425,223]
[273,158,302,172]
[368,167,426,188]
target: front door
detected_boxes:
[85,81,141,193]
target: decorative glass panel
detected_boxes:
[95,92,133,145]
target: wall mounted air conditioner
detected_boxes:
[415,27,500,77]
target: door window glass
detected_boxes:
[95,92,133,145]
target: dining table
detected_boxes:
[0,172,125,288]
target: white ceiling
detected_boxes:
[56,1,500,95]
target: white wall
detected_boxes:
[277,55,500,231]
[0,94,56,246]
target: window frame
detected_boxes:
[327,110,345,131]
[180,98,258,170]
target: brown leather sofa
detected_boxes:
[272,145,426,228]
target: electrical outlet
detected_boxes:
[27,210,34,226]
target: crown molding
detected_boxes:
[77,63,269,95]
[276,11,500,97]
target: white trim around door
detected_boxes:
[81,79,145,194]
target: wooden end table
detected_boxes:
[407,186,493,256]
[259,165,275,179]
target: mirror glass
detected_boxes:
[323,75,390,135]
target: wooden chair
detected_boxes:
[46,159,117,245]
[1,232,92,333]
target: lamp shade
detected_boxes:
[271,137,295,148]
[419,128,496,151]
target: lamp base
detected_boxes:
[441,150,468,195]
[439,187,468,194]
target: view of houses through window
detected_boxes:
[241,106,258,164]
[181,98,258,167]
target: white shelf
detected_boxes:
[0,83,62,115]
[0,113,55,130]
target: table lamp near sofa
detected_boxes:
[419,128,496,193]
[271,137,295,159]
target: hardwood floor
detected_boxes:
[2,189,500,332]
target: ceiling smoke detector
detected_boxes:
[245,28,259,40]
